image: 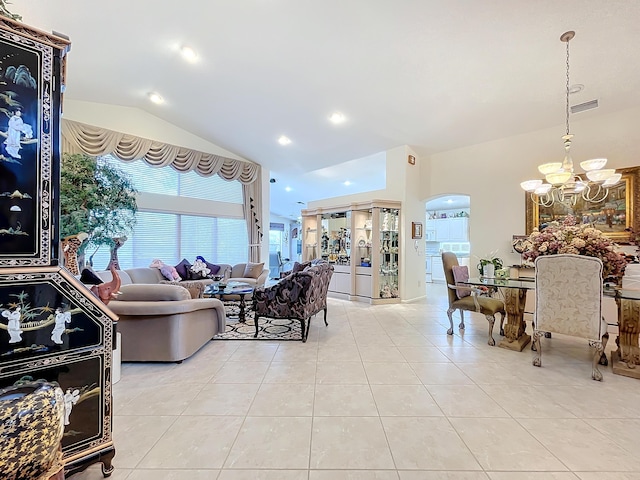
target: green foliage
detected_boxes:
[60,153,137,253]
[0,1,22,21]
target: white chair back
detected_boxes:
[534,254,603,340]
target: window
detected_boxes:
[89,156,248,270]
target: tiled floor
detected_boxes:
[73,284,640,479]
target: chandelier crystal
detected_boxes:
[520,31,619,207]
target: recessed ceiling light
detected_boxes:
[148,92,164,104]
[329,112,346,124]
[569,83,584,94]
[285,186,292,192]
[278,135,291,146]
[446,199,454,204]
[180,45,198,62]
[344,180,351,186]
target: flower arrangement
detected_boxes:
[522,214,628,280]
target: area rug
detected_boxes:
[215,302,303,341]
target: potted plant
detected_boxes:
[476,251,503,278]
[60,153,137,269]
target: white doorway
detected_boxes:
[425,195,471,283]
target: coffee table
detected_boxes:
[203,282,254,323]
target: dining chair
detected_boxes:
[442,252,505,346]
[533,254,609,381]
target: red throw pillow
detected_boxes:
[451,265,471,299]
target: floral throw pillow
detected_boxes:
[451,265,471,299]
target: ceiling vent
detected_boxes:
[571,99,598,114]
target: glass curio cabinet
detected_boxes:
[302,200,401,304]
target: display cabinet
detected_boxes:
[378,207,400,300]
[302,214,318,262]
[302,200,401,304]
[0,18,117,477]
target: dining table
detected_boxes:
[462,277,536,351]
[463,276,640,378]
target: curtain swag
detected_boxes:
[62,118,265,262]
[61,119,260,184]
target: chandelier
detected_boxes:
[520,31,620,207]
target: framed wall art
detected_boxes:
[411,221,423,239]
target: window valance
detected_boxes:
[61,119,259,184]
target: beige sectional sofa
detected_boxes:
[95,268,224,363]
[93,263,269,363]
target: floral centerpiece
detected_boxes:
[522,214,628,280]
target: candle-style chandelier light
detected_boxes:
[520,31,620,207]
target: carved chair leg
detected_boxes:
[532,330,543,367]
[446,308,455,335]
[499,312,505,336]
[485,314,496,346]
[323,307,328,326]
[591,340,604,381]
[599,332,609,366]
[459,310,465,330]
[254,314,260,338]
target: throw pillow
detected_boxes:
[451,265,471,299]
[205,262,220,276]
[159,265,174,281]
[80,267,103,285]
[174,259,191,280]
[243,262,264,279]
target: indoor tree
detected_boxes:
[60,152,137,268]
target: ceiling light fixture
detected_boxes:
[520,31,618,207]
[148,92,164,104]
[278,135,291,146]
[180,45,198,62]
[285,186,292,192]
[344,180,351,186]
[329,112,346,124]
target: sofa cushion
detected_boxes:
[118,283,191,302]
[243,262,265,279]
[160,280,206,299]
[174,259,191,280]
[125,267,166,284]
[206,262,221,276]
[159,265,175,281]
[96,269,132,285]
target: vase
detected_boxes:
[483,263,495,279]
[0,379,65,480]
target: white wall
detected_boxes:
[426,106,640,267]
[64,100,246,160]
[308,145,426,301]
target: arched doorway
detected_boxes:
[425,194,471,283]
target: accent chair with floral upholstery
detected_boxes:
[533,254,609,381]
[252,260,334,342]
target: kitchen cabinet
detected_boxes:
[426,217,469,242]
[431,255,445,282]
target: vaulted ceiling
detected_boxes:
[19,0,640,219]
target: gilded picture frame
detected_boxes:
[525,166,639,243]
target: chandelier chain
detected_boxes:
[565,38,570,136]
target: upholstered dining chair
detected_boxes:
[532,254,609,381]
[442,252,506,346]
